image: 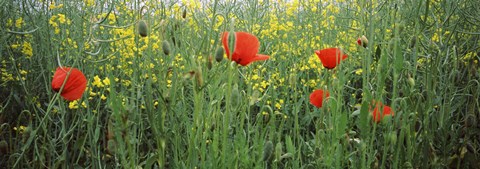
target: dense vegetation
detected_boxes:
[1,0,479,168]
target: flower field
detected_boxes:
[1,0,479,168]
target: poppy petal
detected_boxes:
[309,89,330,108]
[371,102,394,123]
[221,31,269,66]
[315,48,348,69]
[233,32,260,61]
[239,54,270,66]
[52,67,87,101]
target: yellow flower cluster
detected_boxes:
[49,14,71,34]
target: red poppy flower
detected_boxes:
[309,89,330,108]
[221,31,270,66]
[371,102,394,123]
[51,67,87,101]
[314,48,348,69]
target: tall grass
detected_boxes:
[1,0,479,168]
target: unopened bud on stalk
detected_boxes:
[407,77,415,87]
[106,139,117,154]
[182,8,187,19]
[195,67,203,86]
[162,40,171,55]
[215,47,225,62]
[263,141,274,162]
[275,142,283,161]
[288,74,296,87]
[138,20,148,37]
[389,132,397,145]
[231,84,240,108]
[207,56,213,70]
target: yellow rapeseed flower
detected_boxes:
[92,75,104,88]
[69,100,79,109]
[21,42,33,58]
[101,94,107,100]
[102,77,110,86]
[15,18,24,28]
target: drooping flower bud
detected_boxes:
[357,35,368,48]
[162,40,171,55]
[138,20,148,37]
[215,47,224,62]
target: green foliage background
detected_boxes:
[1,0,479,168]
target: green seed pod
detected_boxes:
[263,141,273,162]
[162,40,171,55]
[138,20,148,37]
[215,47,224,62]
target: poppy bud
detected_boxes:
[106,139,116,155]
[0,140,8,153]
[263,141,273,162]
[275,142,283,161]
[288,74,296,87]
[138,20,148,37]
[162,40,171,55]
[407,77,415,87]
[215,47,224,62]
[388,132,397,145]
[207,56,213,70]
[231,84,240,108]
[357,35,368,48]
[182,8,187,19]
